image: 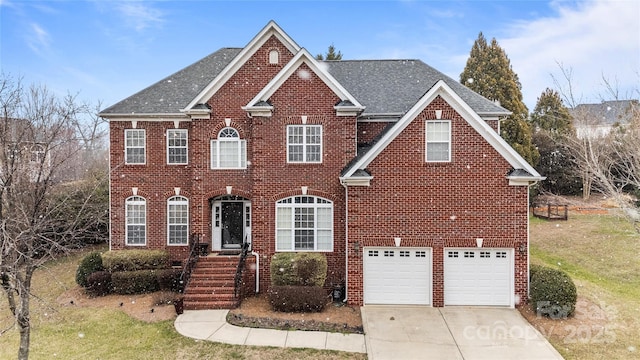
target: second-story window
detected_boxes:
[211,127,246,169]
[287,125,322,163]
[425,120,451,162]
[125,129,145,164]
[167,129,188,164]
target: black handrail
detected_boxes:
[233,236,250,299]
[179,234,200,293]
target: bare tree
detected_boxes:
[0,74,108,359]
[553,65,640,231]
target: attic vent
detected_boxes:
[269,49,279,65]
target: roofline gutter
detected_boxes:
[98,113,188,119]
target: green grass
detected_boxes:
[0,247,365,360]
[530,214,640,359]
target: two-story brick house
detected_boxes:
[100,21,543,309]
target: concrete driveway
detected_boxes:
[361,306,563,360]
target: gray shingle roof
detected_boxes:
[570,100,638,125]
[325,59,509,117]
[100,48,242,115]
[100,49,509,118]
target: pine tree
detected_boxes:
[316,44,342,61]
[460,33,539,166]
[530,88,574,136]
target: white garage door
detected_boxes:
[444,248,513,306]
[363,247,431,305]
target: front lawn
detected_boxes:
[0,247,365,360]
[528,213,640,359]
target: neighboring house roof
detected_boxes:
[570,100,638,125]
[100,48,242,116]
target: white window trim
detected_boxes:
[425,120,451,162]
[167,196,189,246]
[125,196,146,246]
[287,125,323,163]
[210,127,247,169]
[166,129,188,165]
[125,129,146,165]
[275,195,333,252]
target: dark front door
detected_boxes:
[221,202,244,249]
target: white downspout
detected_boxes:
[341,180,349,303]
[251,250,260,293]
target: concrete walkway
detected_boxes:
[174,309,366,353]
[175,307,563,359]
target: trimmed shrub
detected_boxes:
[156,268,183,292]
[111,270,160,295]
[270,253,327,287]
[268,285,327,312]
[102,250,169,272]
[530,266,577,318]
[86,271,112,296]
[76,251,104,288]
[529,264,544,280]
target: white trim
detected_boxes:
[166,129,188,165]
[210,127,247,169]
[286,124,322,163]
[275,195,334,252]
[425,120,451,163]
[124,129,146,165]
[242,49,364,116]
[183,21,301,111]
[125,196,147,246]
[101,114,189,121]
[167,196,189,246]
[341,80,543,180]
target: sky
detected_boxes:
[1,0,638,112]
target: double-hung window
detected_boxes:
[211,127,246,169]
[276,196,333,251]
[425,120,451,162]
[167,196,189,245]
[125,129,146,164]
[287,125,322,163]
[126,196,146,245]
[167,129,188,164]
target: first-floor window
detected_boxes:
[167,196,189,245]
[126,196,146,245]
[276,195,333,251]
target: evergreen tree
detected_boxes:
[530,88,574,136]
[316,44,342,60]
[530,89,580,195]
[460,33,539,166]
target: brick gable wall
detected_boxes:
[345,96,529,306]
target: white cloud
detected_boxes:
[501,0,640,108]
[115,2,164,32]
[27,22,51,55]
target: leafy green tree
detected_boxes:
[316,44,342,60]
[530,88,574,136]
[460,33,539,165]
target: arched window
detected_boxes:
[30,144,46,163]
[167,196,189,245]
[275,195,333,251]
[211,127,246,169]
[125,196,146,245]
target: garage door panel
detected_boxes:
[364,248,431,305]
[444,248,513,306]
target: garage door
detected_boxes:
[363,247,431,305]
[444,248,513,306]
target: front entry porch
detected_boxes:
[211,196,251,254]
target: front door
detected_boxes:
[212,197,251,251]
[221,202,243,249]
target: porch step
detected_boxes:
[183,256,241,310]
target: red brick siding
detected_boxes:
[357,121,393,144]
[346,96,529,306]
